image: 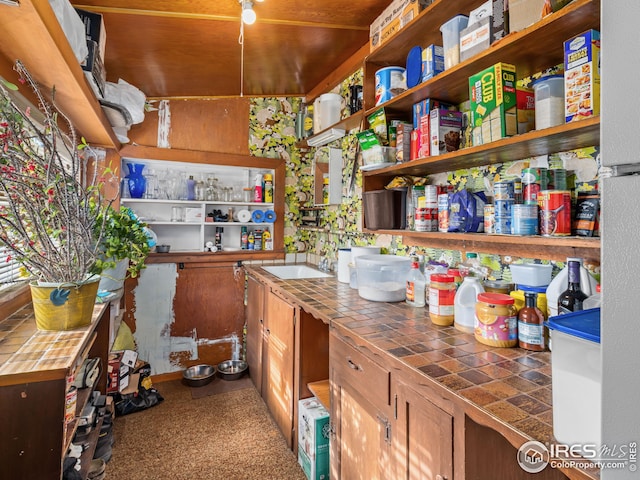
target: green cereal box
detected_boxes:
[469,62,517,146]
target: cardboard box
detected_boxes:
[418,113,430,158]
[80,40,106,97]
[564,30,600,123]
[517,87,535,134]
[75,8,107,60]
[107,350,138,393]
[185,207,203,223]
[395,122,413,162]
[469,62,517,145]
[421,44,445,82]
[430,109,463,155]
[298,398,330,480]
[460,0,507,62]
[508,0,546,33]
[370,0,433,51]
[412,98,454,129]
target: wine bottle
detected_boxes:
[557,260,588,314]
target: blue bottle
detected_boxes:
[186,175,196,201]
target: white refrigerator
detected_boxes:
[601,1,640,478]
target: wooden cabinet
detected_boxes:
[245,272,330,451]
[392,376,454,480]
[0,304,111,480]
[263,288,297,448]
[246,275,265,394]
[329,329,392,480]
[360,0,601,262]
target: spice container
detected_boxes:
[475,292,518,347]
[428,274,456,326]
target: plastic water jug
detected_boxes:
[546,258,598,317]
[454,276,484,334]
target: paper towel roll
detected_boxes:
[337,248,352,283]
[236,209,252,223]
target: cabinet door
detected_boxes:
[263,289,296,448]
[393,378,454,480]
[246,275,265,393]
[330,331,392,480]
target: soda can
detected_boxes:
[539,190,571,236]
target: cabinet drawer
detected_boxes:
[331,331,390,411]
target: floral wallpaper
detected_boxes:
[248,73,601,282]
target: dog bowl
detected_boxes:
[183,364,216,387]
[217,360,248,381]
[156,244,171,253]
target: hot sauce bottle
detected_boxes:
[518,291,546,351]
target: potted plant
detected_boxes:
[94,205,151,294]
[0,61,115,330]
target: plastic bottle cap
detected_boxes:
[431,274,455,283]
[478,292,515,304]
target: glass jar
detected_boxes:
[474,292,518,347]
[428,274,456,326]
[483,279,512,294]
[243,187,254,203]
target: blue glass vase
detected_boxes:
[126,163,146,198]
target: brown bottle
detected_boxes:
[518,291,545,351]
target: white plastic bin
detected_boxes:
[533,75,565,130]
[547,308,601,449]
[440,15,469,70]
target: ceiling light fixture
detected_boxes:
[241,0,256,25]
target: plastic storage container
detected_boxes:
[533,75,565,130]
[355,254,412,302]
[509,263,552,287]
[439,15,469,70]
[316,93,342,132]
[547,308,601,449]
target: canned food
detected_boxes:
[494,181,514,200]
[512,204,539,235]
[415,207,438,232]
[548,168,567,190]
[494,199,514,219]
[484,204,495,234]
[474,292,518,347]
[437,193,449,233]
[522,167,548,205]
[538,190,571,236]
[494,216,512,235]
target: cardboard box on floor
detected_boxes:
[298,398,330,480]
[107,349,138,394]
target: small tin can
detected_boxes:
[513,178,523,204]
[495,216,512,235]
[415,207,438,232]
[538,190,571,236]
[254,229,263,251]
[437,193,449,233]
[494,199,514,219]
[548,168,567,190]
[494,181,514,200]
[522,167,548,205]
[512,204,539,235]
[484,204,496,234]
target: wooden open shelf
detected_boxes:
[308,379,330,411]
[296,111,364,150]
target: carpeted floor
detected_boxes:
[106,379,307,480]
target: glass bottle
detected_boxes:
[186,175,196,200]
[195,177,206,201]
[406,257,426,307]
[558,260,588,314]
[518,291,545,351]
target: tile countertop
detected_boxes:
[0,303,108,386]
[247,264,599,480]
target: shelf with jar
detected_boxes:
[119,152,281,254]
[359,0,601,263]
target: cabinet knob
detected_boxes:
[435,475,447,480]
[346,359,361,371]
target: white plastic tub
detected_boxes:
[509,263,552,287]
[547,308,601,449]
[355,254,411,302]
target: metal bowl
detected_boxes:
[183,364,216,387]
[216,360,248,381]
[156,244,171,253]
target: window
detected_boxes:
[0,195,23,289]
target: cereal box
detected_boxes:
[564,30,600,123]
[469,62,517,145]
[430,109,463,155]
[516,87,535,134]
[421,44,445,82]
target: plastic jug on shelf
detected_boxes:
[454,275,485,334]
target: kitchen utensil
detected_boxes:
[182,364,216,387]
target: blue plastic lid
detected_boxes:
[546,307,601,344]
[517,284,547,293]
[406,46,423,89]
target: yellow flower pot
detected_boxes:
[30,277,100,331]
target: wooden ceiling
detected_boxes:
[70,0,392,99]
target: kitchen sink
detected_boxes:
[261,265,332,280]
